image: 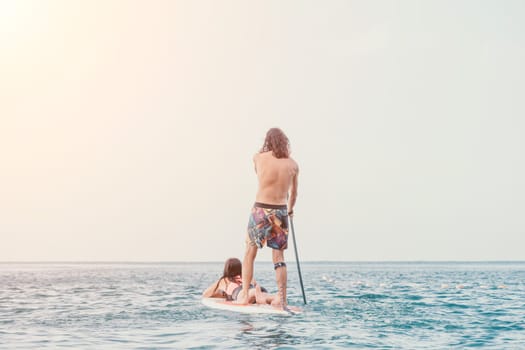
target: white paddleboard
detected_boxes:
[201,297,301,315]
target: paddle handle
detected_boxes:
[290,216,307,304]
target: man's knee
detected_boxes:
[245,243,258,260]
[272,249,284,262]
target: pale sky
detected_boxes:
[1,1,524,262]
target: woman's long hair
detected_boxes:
[260,128,290,159]
[213,258,242,293]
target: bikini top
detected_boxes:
[225,275,242,297]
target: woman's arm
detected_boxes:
[202,278,226,298]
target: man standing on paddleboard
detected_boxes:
[235,128,299,310]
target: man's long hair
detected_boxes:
[260,128,290,159]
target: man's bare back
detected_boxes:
[254,151,299,209]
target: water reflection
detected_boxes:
[236,318,303,348]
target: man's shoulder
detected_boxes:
[254,151,274,161]
[287,156,298,168]
[255,152,297,168]
[280,157,298,174]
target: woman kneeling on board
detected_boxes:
[202,258,279,306]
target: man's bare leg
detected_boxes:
[234,239,257,304]
[272,248,287,309]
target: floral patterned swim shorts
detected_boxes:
[247,202,289,250]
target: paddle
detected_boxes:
[290,216,307,304]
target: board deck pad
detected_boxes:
[201,297,301,315]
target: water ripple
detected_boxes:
[1,262,524,349]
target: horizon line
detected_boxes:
[1,260,524,264]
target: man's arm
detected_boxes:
[287,163,299,215]
[253,153,258,174]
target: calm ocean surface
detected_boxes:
[1,262,524,349]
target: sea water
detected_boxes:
[0,262,524,349]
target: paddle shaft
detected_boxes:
[289,216,307,304]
